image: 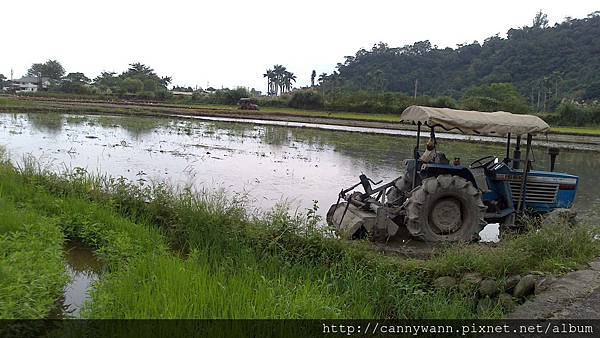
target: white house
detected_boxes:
[11,76,51,92]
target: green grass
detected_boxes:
[0,162,372,319]
[257,107,403,122]
[87,252,350,319]
[183,103,403,122]
[0,197,67,318]
[551,126,600,136]
[0,96,35,108]
[0,154,599,320]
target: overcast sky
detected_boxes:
[1,0,598,91]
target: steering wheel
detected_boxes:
[469,155,496,169]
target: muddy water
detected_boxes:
[0,112,598,227]
[61,241,102,317]
[174,114,600,151]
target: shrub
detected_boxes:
[430,96,458,109]
[556,101,590,126]
[460,83,530,113]
[257,96,289,107]
[288,91,324,109]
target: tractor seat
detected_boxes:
[434,152,449,164]
[470,168,490,192]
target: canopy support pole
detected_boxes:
[516,134,533,213]
[414,122,421,158]
[504,133,511,164]
[513,135,522,169]
[412,122,421,189]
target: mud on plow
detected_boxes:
[327,106,579,243]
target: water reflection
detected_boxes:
[62,241,102,317]
[27,113,64,133]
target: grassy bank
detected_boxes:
[0,198,67,318]
[0,160,369,318]
[550,126,600,136]
[1,153,599,320]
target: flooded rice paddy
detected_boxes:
[0,112,598,221]
[2,112,599,310]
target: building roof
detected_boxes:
[13,76,51,83]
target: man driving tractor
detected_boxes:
[327,105,579,243]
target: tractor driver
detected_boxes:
[419,138,437,163]
[419,138,450,164]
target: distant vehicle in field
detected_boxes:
[327,105,579,243]
[238,98,259,110]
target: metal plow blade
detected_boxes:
[326,202,399,240]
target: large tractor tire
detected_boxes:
[405,175,486,242]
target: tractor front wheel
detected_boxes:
[405,175,486,242]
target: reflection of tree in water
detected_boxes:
[260,126,290,147]
[91,115,169,138]
[543,147,600,213]
[289,128,413,167]
[200,121,257,139]
[27,113,64,133]
[190,121,511,167]
[65,115,90,126]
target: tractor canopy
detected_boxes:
[400,106,550,137]
[238,97,258,104]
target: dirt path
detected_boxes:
[508,257,600,319]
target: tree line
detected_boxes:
[2,60,173,100]
[3,10,600,126]
[316,11,600,110]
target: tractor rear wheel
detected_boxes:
[405,175,486,242]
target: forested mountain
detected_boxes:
[327,11,600,107]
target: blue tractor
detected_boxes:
[326,106,579,242]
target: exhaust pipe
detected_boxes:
[548,147,559,172]
[513,135,521,169]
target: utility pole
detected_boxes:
[414,79,418,98]
[37,72,42,92]
[10,68,13,81]
[530,87,534,106]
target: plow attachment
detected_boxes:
[326,174,401,241]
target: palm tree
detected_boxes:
[282,71,296,93]
[318,73,328,97]
[264,65,297,95]
[318,72,328,85]
[272,64,287,95]
[263,69,275,95]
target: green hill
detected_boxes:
[330,11,600,108]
